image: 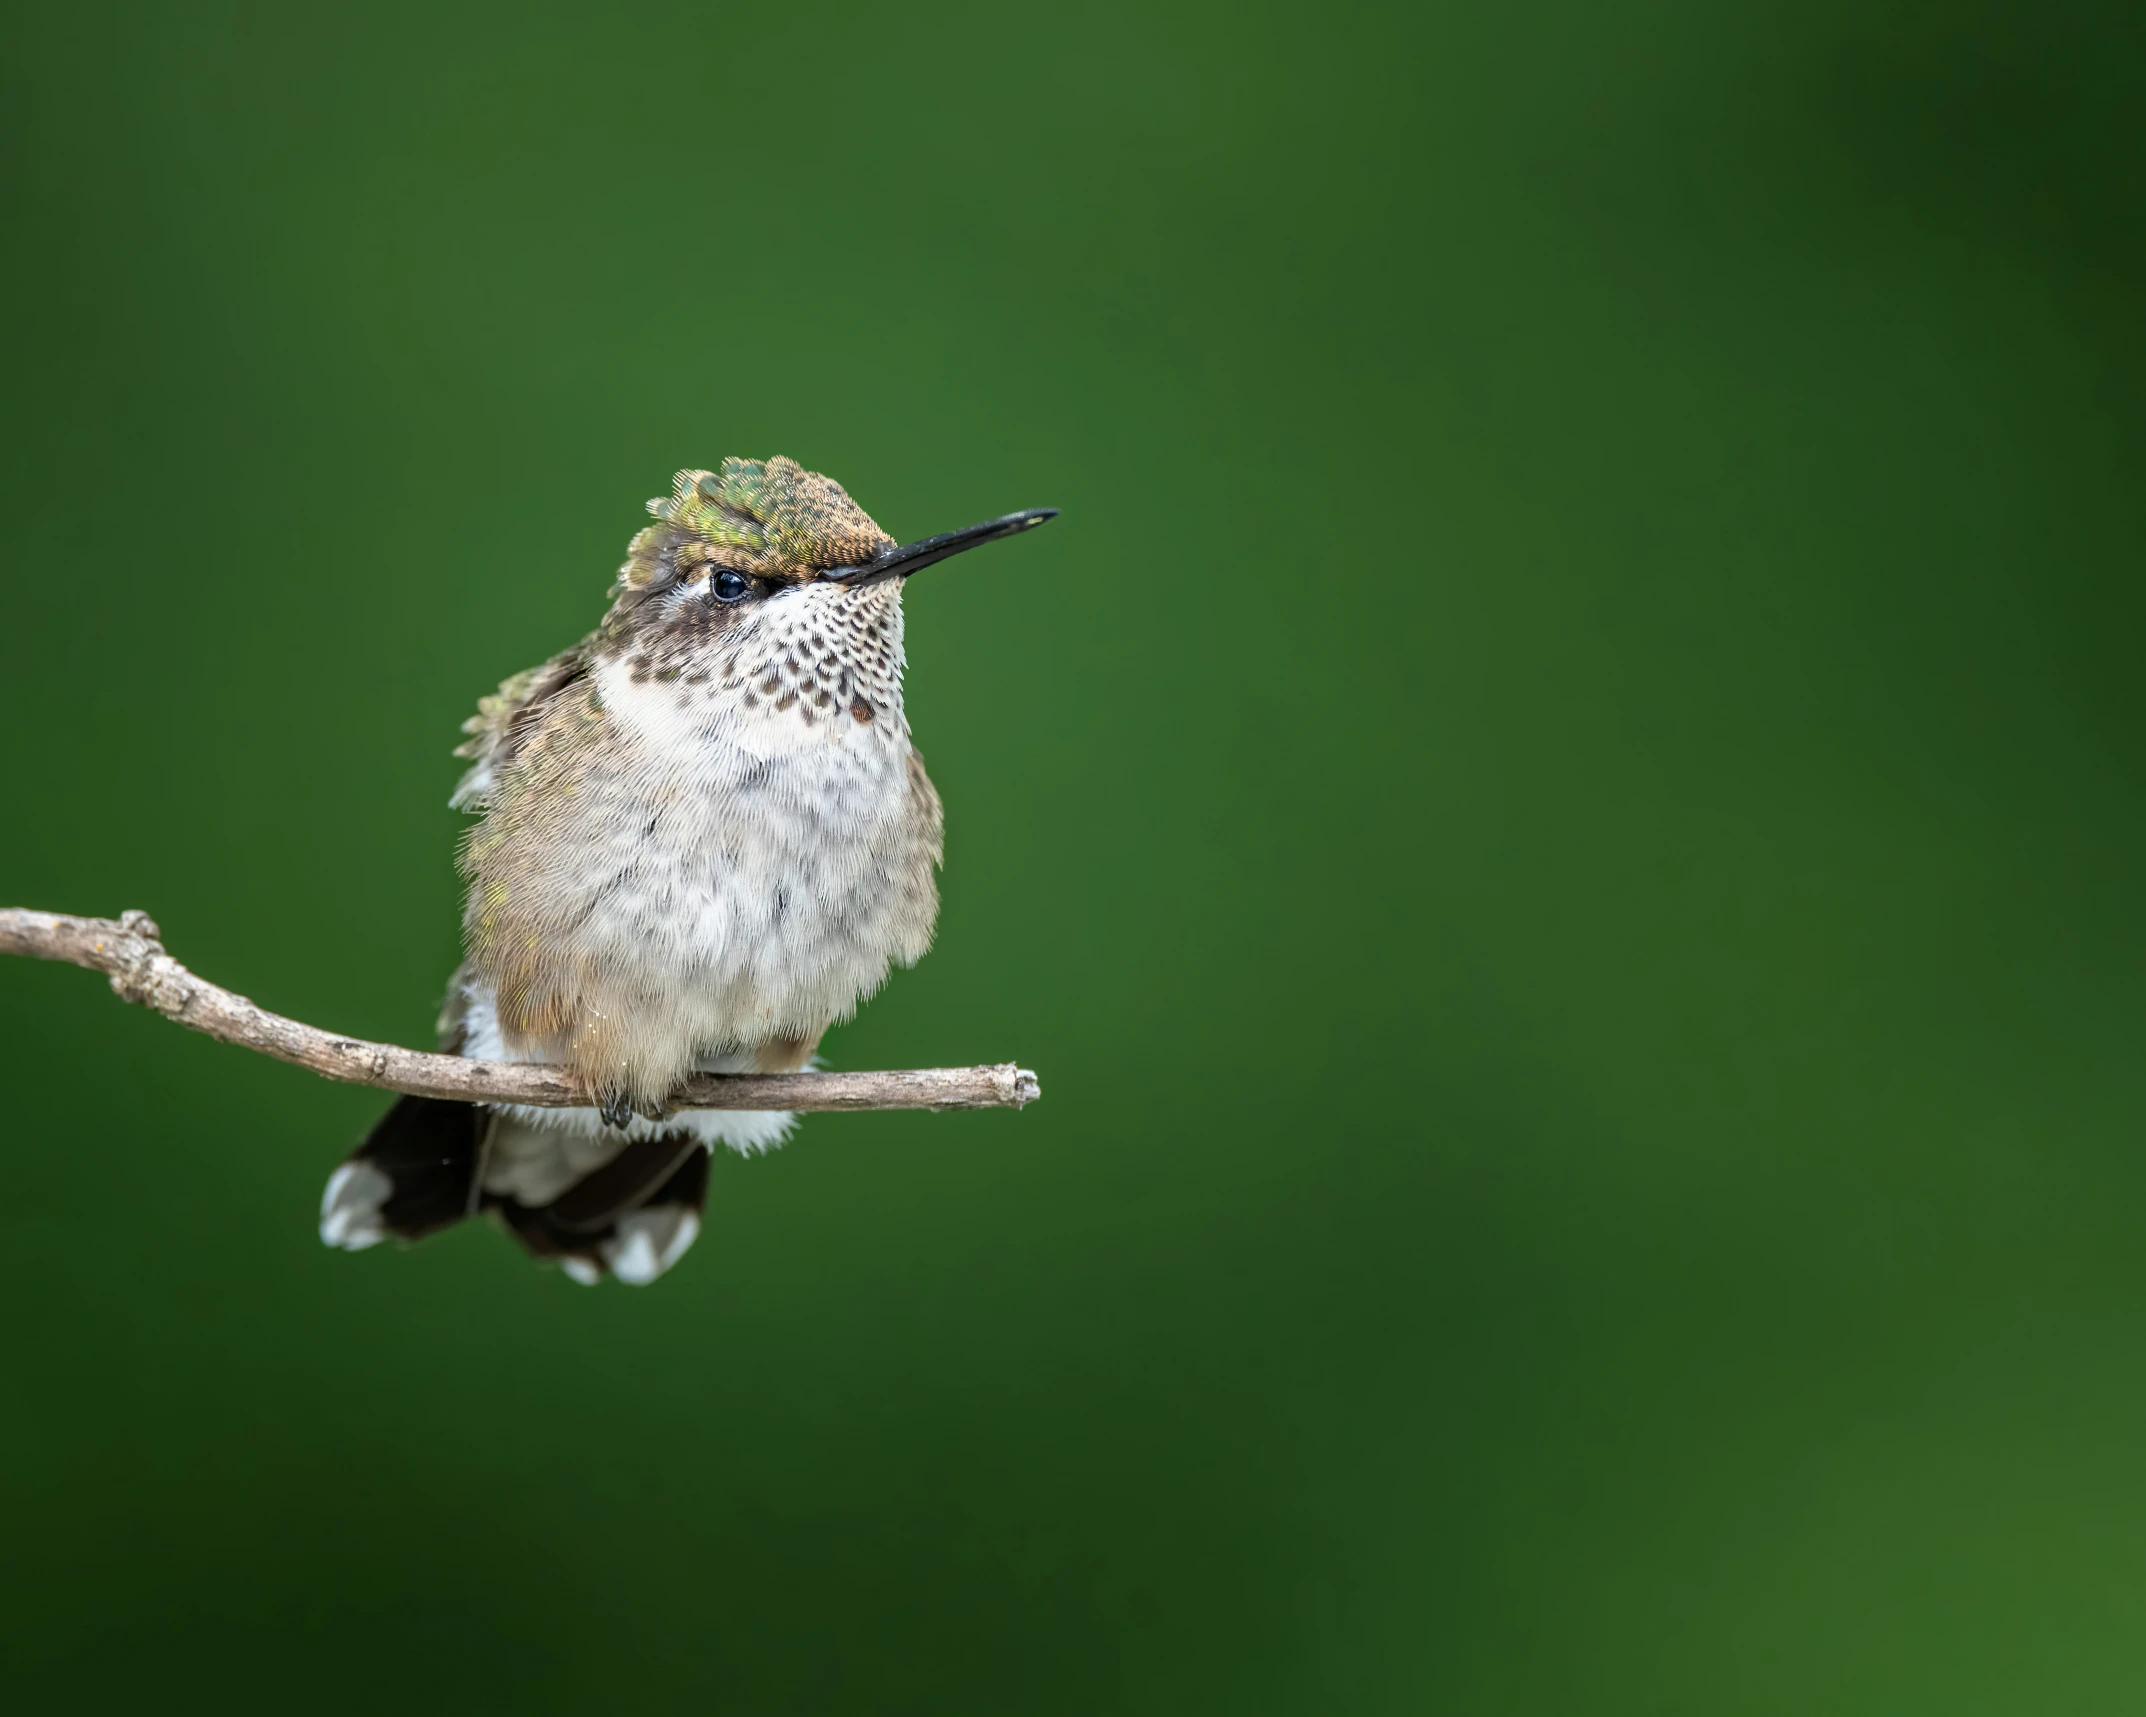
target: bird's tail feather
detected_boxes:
[320,1095,485,1251]
[320,1098,710,1286]
[491,1137,710,1285]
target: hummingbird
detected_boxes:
[317,457,1055,1284]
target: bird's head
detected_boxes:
[604,456,1052,636]
[595,456,1054,729]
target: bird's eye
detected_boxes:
[711,569,751,604]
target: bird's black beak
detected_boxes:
[821,507,1058,587]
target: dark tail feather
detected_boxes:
[322,1101,710,1286]
[319,1096,488,1252]
[490,1136,710,1286]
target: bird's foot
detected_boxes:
[597,1092,636,1132]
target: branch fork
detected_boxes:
[0,908,1039,1113]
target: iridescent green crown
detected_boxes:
[626,456,893,586]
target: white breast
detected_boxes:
[554,580,937,1066]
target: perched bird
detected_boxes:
[319,457,1055,1284]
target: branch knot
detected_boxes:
[102,908,179,1009]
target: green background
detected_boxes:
[4,1,2143,1709]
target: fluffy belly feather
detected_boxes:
[469,646,942,1105]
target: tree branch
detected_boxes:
[0,908,1039,1112]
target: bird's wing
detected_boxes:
[448,637,594,811]
[434,962,477,1052]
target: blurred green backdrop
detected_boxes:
[4,1,2144,1710]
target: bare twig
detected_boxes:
[0,908,1039,1112]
